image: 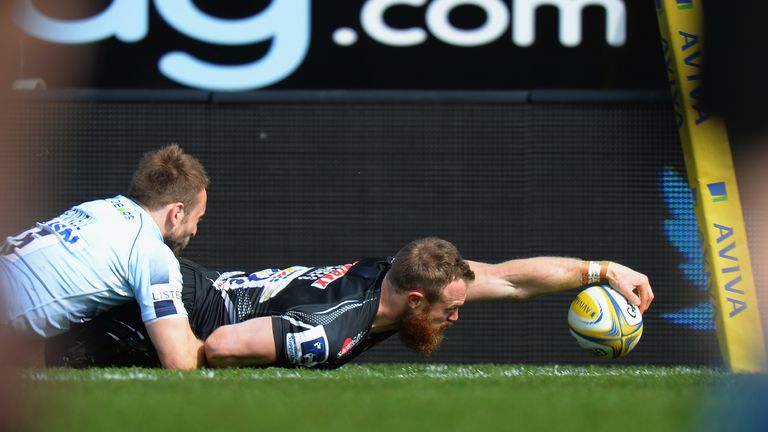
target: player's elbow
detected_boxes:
[155,338,204,370]
[511,288,536,301]
[159,355,198,370]
[145,317,205,370]
[204,329,236,367]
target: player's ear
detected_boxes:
[407,292,425,309]
[167,202,185,227]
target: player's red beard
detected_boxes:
[398,306,452,355]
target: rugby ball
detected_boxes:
[568,285,643,359]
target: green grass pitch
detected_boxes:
[15,364,733,432]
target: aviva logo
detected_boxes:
[707,182,728,202]
[676,0,694,10]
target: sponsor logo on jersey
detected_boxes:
[286,326,329,367]
[107,197,135,220]
[36,208,93,252]
[269,266,311,284]
[151,280,183,318]
[58,208,94,228]
[151,282,183,319]
[40,218,85,252]
[211,267,310,303]
[259,266,311,302]
[151,289,182,302]
[296,262,358,289]
[337,331,366,358]
[211,271,248,290]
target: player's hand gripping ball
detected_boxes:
[568,285,643,359]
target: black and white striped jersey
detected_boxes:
[182,257,396,369]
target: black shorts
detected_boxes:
[178,257,230,340]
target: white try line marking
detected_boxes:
[24,364,720,382]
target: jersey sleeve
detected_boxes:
[130,243,188,323]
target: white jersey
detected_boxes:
[0,195,187,337]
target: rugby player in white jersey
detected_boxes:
[0,144,207,369]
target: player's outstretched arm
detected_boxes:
[145,317,205,370]
[204,317,277,368]
[465,258,653,313]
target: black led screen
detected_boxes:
[0,94,724,366]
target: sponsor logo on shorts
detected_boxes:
[286,334,297,361]
[337,331,366,358]
[301,338,326,364]
[286,326,329,366]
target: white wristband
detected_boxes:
[587,261,601,284]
